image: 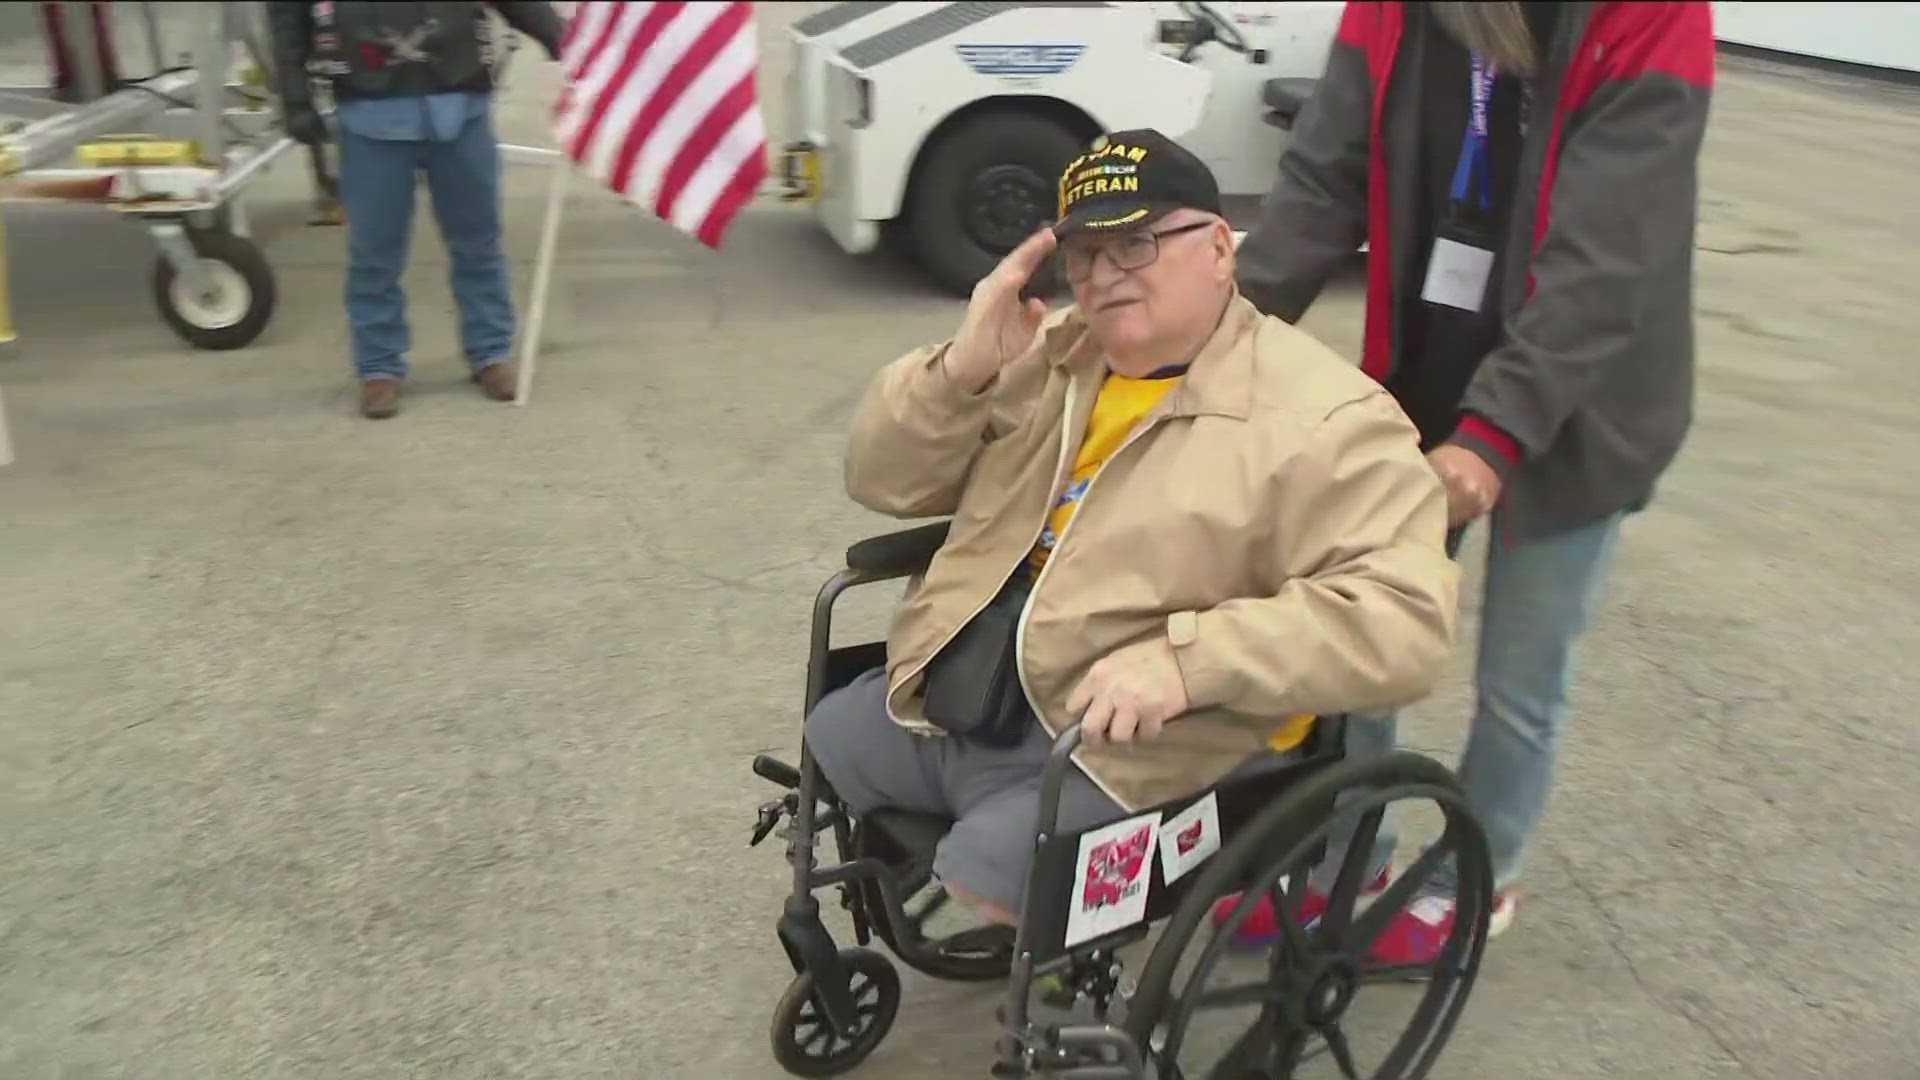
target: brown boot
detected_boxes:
[360,377,400,419]
[472,361,517,402]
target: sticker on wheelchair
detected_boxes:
[1064,811,1163,949]
[1156,791,1221,885]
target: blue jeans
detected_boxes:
[1316,510,1625,897]
[335,102,515,382]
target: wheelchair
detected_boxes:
[749,520,1497,1078]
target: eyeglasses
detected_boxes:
[1059,221,1213,283]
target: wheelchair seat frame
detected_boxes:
[750,520,1496,1079]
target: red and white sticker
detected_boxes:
[1064,811,1162,949]
[1157,791,1221,885]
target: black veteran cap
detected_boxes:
[1052,128,1223,237]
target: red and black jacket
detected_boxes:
[1237,2,1716,539]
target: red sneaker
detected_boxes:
[1209,863,1393,951]
[1365,890,1519,967]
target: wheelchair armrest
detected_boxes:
[844,520,953,575]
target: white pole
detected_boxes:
[0,206,14,467]
[0,385,13,468]
[514,152,570,406]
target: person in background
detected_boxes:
[1222,0,1714,964]
[269,1,564,419]
[39,2,121,103]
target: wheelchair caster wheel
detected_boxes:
[770,947,901,1077]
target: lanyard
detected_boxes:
[1447,56,1496,213]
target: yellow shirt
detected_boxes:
[1027,370,1181,576]
[1029,369,1316,754]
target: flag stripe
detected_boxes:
[556,0,768,250]
[695,123,769,249]
[608,2,751,198]
[661,70,760,225]
[554,2,636,134]
[616,13,757,207]
[558,1,615,120]
[556,5,629,147]
[559,0,609,78]
[678,100,767,241]
[580,4,722,181]
[565,3,684,165]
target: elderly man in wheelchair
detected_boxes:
[749,129,1498,1079]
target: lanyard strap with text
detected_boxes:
[1448,56,1496,213]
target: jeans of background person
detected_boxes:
[1312,509,1625,897]
[334,91,515,383]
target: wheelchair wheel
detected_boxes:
[770,947,901,1077]
[1123,751,1494,1079]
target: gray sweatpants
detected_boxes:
[807,668,1305,917]
[804,667,1126,917]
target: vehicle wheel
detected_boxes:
[1125,752,1493,1080]
[905,112,1084,297]
[878,216,918,267]
[151,227,276,350]
[769,948,901,1077]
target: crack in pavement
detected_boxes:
[606,403,825,597]
[1554,847,1755,1075]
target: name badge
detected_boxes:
[1421,237,1494,313]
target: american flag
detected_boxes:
[553,2,769,249]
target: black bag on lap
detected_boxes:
[919,575,1036,748]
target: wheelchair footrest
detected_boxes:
[939,924,1016,954]
[1049,1025,1146,1080]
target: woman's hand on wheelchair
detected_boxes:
[1068,637,1191,747]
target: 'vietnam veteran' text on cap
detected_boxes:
[1052,128,1224,237]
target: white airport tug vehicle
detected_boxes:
[777,1,1344,295]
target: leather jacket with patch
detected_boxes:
[268,1,563,112]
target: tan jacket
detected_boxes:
[845,292,1460,812]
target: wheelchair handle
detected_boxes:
[1035,721,1087,846]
